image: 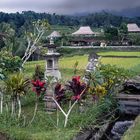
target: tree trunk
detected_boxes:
[0,92,3,114]
[11,99,14,116]
[64,115,68,128]
[17,96,21,118]
[30,96,38,125]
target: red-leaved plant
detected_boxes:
[30,79,46,125]
[54,83,65,103]
[66,76,86,101]
[32,80,46,96]
[51,76,87,128]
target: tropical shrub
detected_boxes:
[5,73,30,117]
[54,76,87,103]
[66,76,87,101]
[54,83,66,103]
[100,64,130,94]
[88,64,130,101]
[0,50,22,76]
[32,79,46,97]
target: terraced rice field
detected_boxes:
[24,52,140,78]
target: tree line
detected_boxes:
[0,11,140,32]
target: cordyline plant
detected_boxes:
[5,73,30,118]
[48,76,87,127]
[54,83,66,103]
[30,79,46,124]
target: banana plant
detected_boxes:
[5,73,30,118]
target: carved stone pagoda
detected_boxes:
[44,38,61,80]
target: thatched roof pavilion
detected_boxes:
[127,23,140,33]
[72,26,95,36]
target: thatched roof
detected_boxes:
[72,26,94,35]
[48,31,61,38]
[127,23,140,32]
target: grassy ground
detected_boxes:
[0,98,113,140]
[98,51,140,56]
[101,58,140,69]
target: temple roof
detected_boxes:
[72,26,95,35]
[48,31,61,38]
[127,23,140,32]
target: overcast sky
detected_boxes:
[0,0,140,14]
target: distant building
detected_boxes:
[47,31,61,38]
[72,26,96,36]
[69,38,94,46]
[70,26,102,46]
[127,23,140,33]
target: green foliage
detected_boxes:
[128,33,140,45]
[100,64,130,92]
[5,73,30,96]
[0,50,22,76]
[32,65,44,81]
[104,26,118,40]
[87,64,131,100]
[119,23,128,35]
[73,61,79,75]
[0,11,123,30]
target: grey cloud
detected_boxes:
[0,0,140,14]
[62,0,140,13]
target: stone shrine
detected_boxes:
[44,38,61,80]
[86,53,99,72]
[83,53,100,83]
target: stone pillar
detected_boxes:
[44,38,61,80]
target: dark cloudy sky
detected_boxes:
[0,0,140,14]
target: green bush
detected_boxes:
[0,50,22,76]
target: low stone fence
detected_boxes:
[61,45,140,49]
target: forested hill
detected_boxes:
[0,11,140,30]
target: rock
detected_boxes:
[111,121,133,140]
[73,123,109,140]
[73,130,92,140]
[121,75,140,94]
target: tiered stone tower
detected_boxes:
[44,38,61,80]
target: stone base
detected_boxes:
[45,69,61,80]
